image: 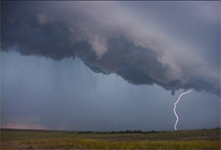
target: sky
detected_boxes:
[1,1,220,131]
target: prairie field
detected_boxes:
[1,128,220,150]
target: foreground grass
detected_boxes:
[1,128,220,149]
[17,139,220,149]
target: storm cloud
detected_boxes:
[1,1,220,96]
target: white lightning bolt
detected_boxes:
[173,89,192,131]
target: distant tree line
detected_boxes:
[77,130,159,134]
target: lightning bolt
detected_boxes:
[173,89,192,131]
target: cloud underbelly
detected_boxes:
[1,1,220,96]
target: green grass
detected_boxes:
[1,128,220,149]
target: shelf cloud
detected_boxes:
[2,1,220,96]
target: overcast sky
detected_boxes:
[1,1,220,131]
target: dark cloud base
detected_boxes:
[1,2,220,97]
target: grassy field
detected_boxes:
[1,128,220,149]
